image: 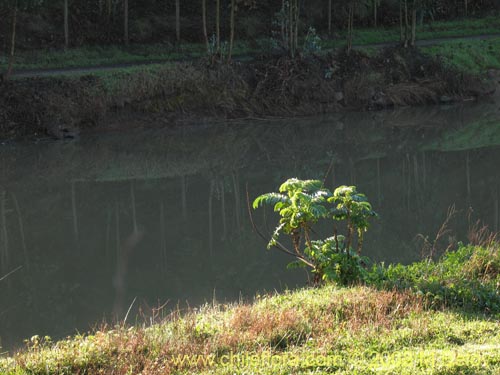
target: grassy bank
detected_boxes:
[423,37,500,73]
[326,15,500,48]
[2,43,493,141]
[1,17,499,72]
[1,243,499,375]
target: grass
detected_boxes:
[0,243,499,374]
[421,37,500,73]
[1,16,499,72]
[0,41,252,72]
[324,15,500,48]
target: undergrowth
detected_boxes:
[367,244,500,313]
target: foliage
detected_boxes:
[366,244,500,313]
[253,178,377,284]
[208,33,229,59]
[302,27,322,55]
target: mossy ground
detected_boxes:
[1,244,499,375]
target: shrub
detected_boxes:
[252,178,377,285]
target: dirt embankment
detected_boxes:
[0,47,496,140]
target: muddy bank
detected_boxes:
[0,47,496,140]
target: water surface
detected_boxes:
[1,101,500,351]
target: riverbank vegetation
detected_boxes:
[1,42,496,141]
[0,1,499,141]
[0,241,498,374]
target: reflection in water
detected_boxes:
[0,101,500,351]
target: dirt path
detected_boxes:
[10,33,500,78]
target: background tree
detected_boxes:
[327,0,333,35]
[216,0,220,54]
[175,0,180,43]
[0,0,498,52]
[5,0,18,79]
[400,0,420,47]
[2,0,44,79]
[64,0,69,48]
[228,0,256,61]
[202,0,209,52]
[347,0,354,53]
[123,0,128,45]
[228,0,235,61]
[372,0,379,27]
[275,0,299,57]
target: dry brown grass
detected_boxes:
[385,83,438,106]
[314,289,423,333]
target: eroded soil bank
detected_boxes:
[0,47,496,140]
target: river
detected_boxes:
[1,100,500,351]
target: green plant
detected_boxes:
[252,178,377,284]
[303,27,322,55]
[366,244,500,313]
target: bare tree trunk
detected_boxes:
[5,3,18,80]
[289,0,294,56]
[328,0,332,35]
[175,0,180,43]
[106,0,112,40]
[411,4,417,46]
[465,0,468,16]
[107,0,112,20]
[124,0,129,45]
[202,0,209,52]
[216,0,220,56]
[106,0,112,20]
[373,0,378,27]
[64,0,69,48]
[347,3,354,54]
[404,0,409,48]
[228,0,235,62]
[399,0,404,42]
[288,0,299,58]
[281,0,286,41]
[294,0,299,53]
